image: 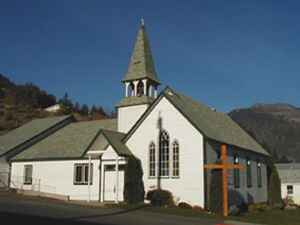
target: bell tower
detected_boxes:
[117,19,160,133]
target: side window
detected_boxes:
[287,185,293,195]
[246,158,252,188]
[257,161,262,188]
[104,165,115,171]
[24,165,33,185]
[74,163,93,185]
[233,155,240,188]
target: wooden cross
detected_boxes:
[204,144,244,217]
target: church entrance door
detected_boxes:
[103,165,125,202]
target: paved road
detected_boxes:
[0,192,222,225]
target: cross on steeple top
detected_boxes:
[141,17,145,27]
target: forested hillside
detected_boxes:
[0,74,109,135]
[229,104,300,162]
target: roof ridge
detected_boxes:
[72,118,116,124]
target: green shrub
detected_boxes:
[123,156,145,204]
[267,160,283,209]
[146,189,174,207]
[178,202,192,209]
[248,203,271,213]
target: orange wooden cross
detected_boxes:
[204,144,244,217]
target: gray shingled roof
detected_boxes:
[276,163,300,183]
[0,115,72,157]
[164,88,269,156]
[122,23,160,84]
[102,130,132,156]
[124,87,269,156]
[12,119,117,161]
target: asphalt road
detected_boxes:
[0,192,223,225]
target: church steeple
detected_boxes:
[117,20,160,133]
[123,19,160,84]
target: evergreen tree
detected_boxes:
[58,93,73,114]
[110,110,117,118]
[74,102,80,113]
[90,105,97,115]
[80,104,89,116]
[124,156,145,204]
[97,106,106,116]
[267,160,283,208]
[209,161,223,214]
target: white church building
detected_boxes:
[1,21,270,208]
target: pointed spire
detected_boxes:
[122,20,160,84]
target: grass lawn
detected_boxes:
[145,206,222,220]
[229,208,300,225]
[144,206,300,225]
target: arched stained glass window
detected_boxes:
[149,142,156,177]
[159,130,169,176]
[172,141,179,177]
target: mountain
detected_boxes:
[229,103,300,162]
[0,74,109,135]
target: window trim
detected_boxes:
[73,163,93,185]
[24,165,33,185]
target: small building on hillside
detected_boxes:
[44,104,61,113]
[276,163,300,205]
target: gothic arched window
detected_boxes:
[149,142,156,177]
[159,130,169,176]
[137,81,144,96]
[172,141,179,177]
